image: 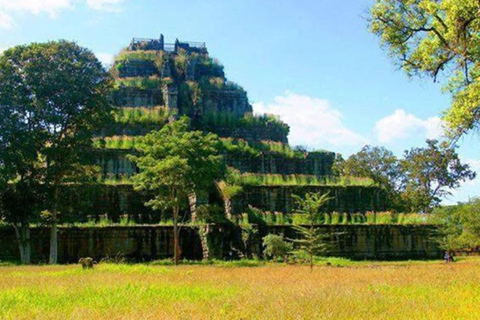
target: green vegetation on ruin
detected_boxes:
[113,106,172,125]
[113,76,163,90]
[115,49,164,63]
[100,172,375,188]
[42,210,431,227]
[200,111,288,131]
[229,172,376,187]
[93,135,141,150]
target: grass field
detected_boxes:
[1,258,479,319]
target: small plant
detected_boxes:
[324,213,331,225]
[366,211,376,225]
[331,211,341,225]
[291,193,332,271]
[341,212,349,224]
[376,211,393,224]
[262,234,292,262]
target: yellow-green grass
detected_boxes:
[1,258,480,319]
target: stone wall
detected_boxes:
[0,225,441,263]
[224,151,335,176]
[201,90,252,117]
[96,150,335,177]
[112,88,164,107]
[72,185,386,222]
[235,186,387,213]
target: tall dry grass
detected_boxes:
[1,258,480,319]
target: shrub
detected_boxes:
[262,234,293,261]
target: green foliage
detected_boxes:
[219,138,259,156]
[229,172,375,187]
[195,55,225,78]
[401,139,476,212]
[129,116,224,209]
[0,40,112,264]
[331,212,341,225]
[341,145,403,209]
[215,180,242,219]
[94,135,140,150]
[114,76,161,90]
[258,141,301,158]
[200,111,290,137]
[262,234,293,261]
[128,117,224,264]
[369,0,480,139]
[113,107,172,125]
[291,193,332,270]
[116,49,163,63]
[174,49,189,77]
[433,198,480,251]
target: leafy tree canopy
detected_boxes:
[129,116,224,264]
[401,139,476,212]
[0,40,112,263]
[370,0,480,139]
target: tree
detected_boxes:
[342,145,404,209]
[433,198,480,252]
[401,139,475,212]
[215,180,242,220]
[0,92,43,264]
[129,117,223,265]
[291,193,331,271]
[369,0,480,139]
[0,41,112,264]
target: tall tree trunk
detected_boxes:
[173,204,180,266]
[49,224,58,264]
[49,185,60,264]
[14,224,31,264]
[188,192,197,222]
[224,198,232,220]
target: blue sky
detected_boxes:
[0,0,479,204]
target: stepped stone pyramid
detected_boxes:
[92,34,386,221]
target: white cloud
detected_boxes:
[86,0,124,12]
[0,0,73,17]
[0,11,15,29]
[96,52,114,66]
[253,91,368,148]
[0,0,125,30]
[375,109,444,143]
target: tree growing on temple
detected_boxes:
[129,117,223,265]
[0,41,112,264]
[369,0,480,140]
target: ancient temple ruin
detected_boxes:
[92,34,386,222]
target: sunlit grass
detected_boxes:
[1,258,480,319]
